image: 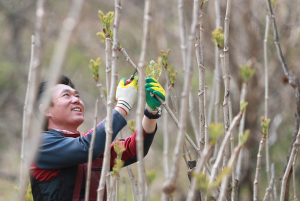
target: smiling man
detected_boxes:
[30,75,165,201]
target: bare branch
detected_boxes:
[97,0,122,200]
[186,145,214,201]
[222,0,233,171]
[292,152,298,201]
[280,130,300,201]
[85,98,99,201]
[20,34,35,190]
[162,0,201,197]
[208,110,244,187]
[105,38,112,96]
[127,166,139,201]
[195,11,206,151]
[263,163,275,201]
[218,145,243,201]
[20,0,85,198]
[236,83,247,181]
[136,0,153,200]
[253,133,267,201]
[163,82,170,179]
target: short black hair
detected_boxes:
[36,75,75,131]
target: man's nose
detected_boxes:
[71,96,80,104]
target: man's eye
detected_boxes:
[63,94,70,97]
[75,95,80,98]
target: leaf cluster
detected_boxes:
[192,172,208,190]
[209,166,232,188]
[212,27,224,49]
[128,119,136,134]
[146,170,157,185]
[97,10,114,43]
[240,129,250,145]
[271,0,277,8]
[145,58,162,81]
[261,116,271,137]
[240,101,248,112]
[208,123,223,145]
[239,64,255,82]
[102,86,107,99]
[89,57,101,82]
[112,141,125,175]
[167,64,177,87]
[160,49,170,67]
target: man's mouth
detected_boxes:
[72,108,82,112]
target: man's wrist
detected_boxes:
[144,107,161,119]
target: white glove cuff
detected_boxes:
[116,100,131,115]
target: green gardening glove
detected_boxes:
[145,77,166,111]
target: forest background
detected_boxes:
[0,0,300,200]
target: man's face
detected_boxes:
[46,84,85,130]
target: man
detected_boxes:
[30,75,165,201]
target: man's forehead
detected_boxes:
[53,84,78,94]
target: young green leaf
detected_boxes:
[209,123,223,145]
[240,101,248,112]
[167,64,177,87]
[209,166,232,188]
[128,119,136,134]
[240,129,250,145]
[97,10,114,42]
[111,141,125,175]
[89,57,101,81]
[271,0,277,8]
[212,27,224,49]
[261,117,271,137]
[239,64,255,82]
[160,49,171,67]
[146,170,157,185]
[145,58,162,81]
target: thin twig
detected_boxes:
[235,83,247,180]
[232,179,239,201]
[105,37,112,98]
[292,152,298,201]
[163,82,170,179]
[20,34,35,189]
[136,0,153,200]
[163,64,178,116]
[208,110,244,187]
[280,130,300,201]
[156,95,201,156]
[218,145,243,201]
[85,98,99,201]
[253,134,267,201]
[189,88,201,147]
[263,163,275,201]
[122,178,127,201]
[264,14,271,186]
[162,0,200,197]
[178,0,187,72]
[186,145,214,201]
[222,0,233,170]
[265,3,300,198]
[97,0,121,200]
[20,0,85,199]
[96,80,107,106]
[127,166,139,201]
[272,164,278,201]
[195,11,206,151]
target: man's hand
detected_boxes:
[145,77,165,111]
[115,76,138,115]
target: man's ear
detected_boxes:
[39,104,51,117]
